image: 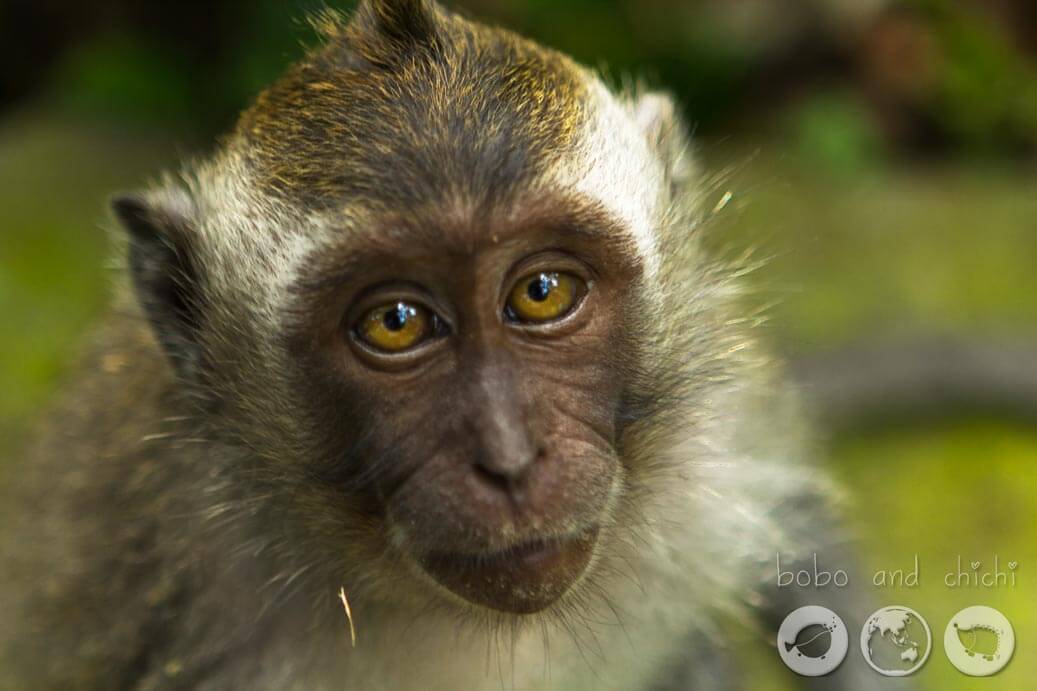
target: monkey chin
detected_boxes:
[417,526,600,614]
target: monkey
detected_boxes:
[0,1,890,689]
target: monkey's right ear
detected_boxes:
[112,192,204,379]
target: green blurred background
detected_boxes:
[0,0,1034,688]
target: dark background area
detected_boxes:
[3,0,1037,154]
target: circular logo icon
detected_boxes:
[777,605,849,676]
[860,606,932,676]
[944,605,1015,676]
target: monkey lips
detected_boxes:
[417,527,600,614]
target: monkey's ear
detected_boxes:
[633,93,676,145]
[112,191,204,379]
[632,91,693,188]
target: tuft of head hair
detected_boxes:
[235,0,587,210]
[311,0,444,69]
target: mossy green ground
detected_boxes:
[1,116,1034,688]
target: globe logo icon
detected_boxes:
[860,606,932,676]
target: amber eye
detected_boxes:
[356,301,436,352]
[505,272,584,324]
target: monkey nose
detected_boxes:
[471,444,543,500]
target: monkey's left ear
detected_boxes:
[111,190,204,379]
[632,91,692,189]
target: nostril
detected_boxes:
[472,462,513,493]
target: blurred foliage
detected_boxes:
[785,91,885,171]
[2,0,1037,157]
[52,33,198,127]
[895,0,1037,154]
[704,149,1037,350]
[0,116,178,434]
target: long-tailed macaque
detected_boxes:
[1,2,884,689]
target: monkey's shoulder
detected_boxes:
[0,310,204,687]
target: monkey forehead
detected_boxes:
[219,4,668,288]
[233,82,663,270]
[288,189,644,297]
[234,15,588,215]
[283,82,666,284]
[545,80,667,279]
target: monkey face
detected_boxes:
[285,197,645,614]
[115,0,681,620]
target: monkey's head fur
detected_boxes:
[113,0,749,623]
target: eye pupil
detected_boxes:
[527,273,557,302]
[382,303,415,332]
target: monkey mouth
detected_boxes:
[418,526,599,614]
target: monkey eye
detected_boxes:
[504,272,585,324]
[355,301,442,353]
